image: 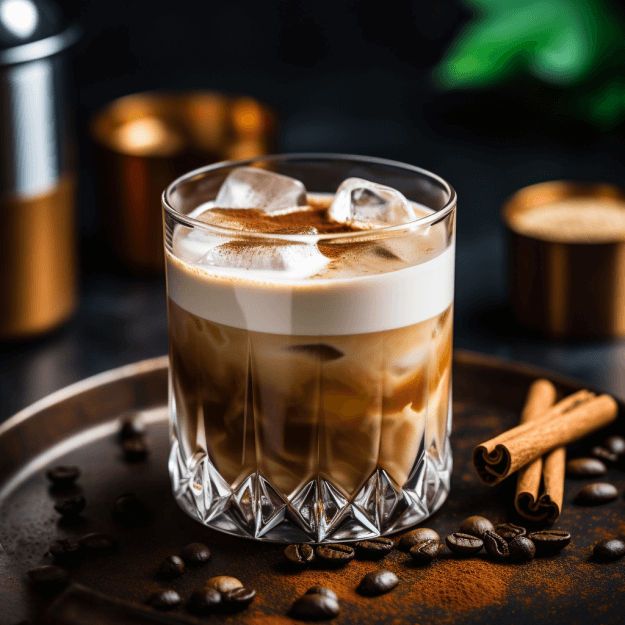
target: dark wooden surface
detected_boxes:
[1,351,624,625]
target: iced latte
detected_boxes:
[164,156,456,542]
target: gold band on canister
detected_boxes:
[503,181,625,338]
[0,177,76,340]
[91,92,276,272]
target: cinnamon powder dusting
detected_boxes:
[412,558,514,612]
[237,555,517,625]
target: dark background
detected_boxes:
[2,0,625,419]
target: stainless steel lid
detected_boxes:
[0,0,78,65]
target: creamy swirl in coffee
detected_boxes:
[166,167,453,499]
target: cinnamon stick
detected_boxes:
[514,380,563,523]
[473,390,617,486]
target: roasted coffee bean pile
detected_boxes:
[278,513,579,620]
[152,544,260,615]
[282,514,574,581]
[565,434,625,555]
[23,427,625,623]
[29,463,130,593]
[568,434,625,504]
[284,543,357,568]
[28,449,149,600]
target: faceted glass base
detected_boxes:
[169,436,452,543]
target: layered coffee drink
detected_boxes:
[164,157,456,542]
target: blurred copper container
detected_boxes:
[91,92,276,271]
[503,181,625,338]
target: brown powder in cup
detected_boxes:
[507,197,625,243]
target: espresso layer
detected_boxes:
[169,301,453,495]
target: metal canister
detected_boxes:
[0,0,78,339]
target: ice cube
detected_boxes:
[328,177,418,229]
[198,239,328,280]
[173,225,221,263]
[215,167,307,213]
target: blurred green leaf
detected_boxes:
[436,5,551,87]
[464,0,546,12]
[581,79,625,128]
[436,0,625,89]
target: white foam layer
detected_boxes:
[166,245,455,335]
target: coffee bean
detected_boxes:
[357,570,399,596]
[77,532,116,554]
[566,457,607,478]
[315,543,355,567]
[290,594,340,620]
[305,586,338,602]
[112,493,149,527]
[118,413,145,441]
[409,539,442,565]
[508,536,536,562]
[221,587,256,612]
[591,446,618,465]
[459,515,494,538]
[157,555,185,580]
[574,482,618,506]
[354,537,394,560]
[483,531,509,560]
[528,529,571,556]
[205,576,243,593]
[54,495,86,519]
[27,565,69,593]
[593,538,625,562]
[494,523,526,542]
[180,542,211,566]
[603,435,625,456]
[187,588,221,615]
[122,437,149,462]
[284,543,315,567]
[46,466,80,488]
[445,532,483,555]
[47,539,81,565]
[398,528,440,552]
[147,589,181,611]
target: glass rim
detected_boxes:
[162,152,457,242]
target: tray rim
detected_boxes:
[0,355,169,439]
